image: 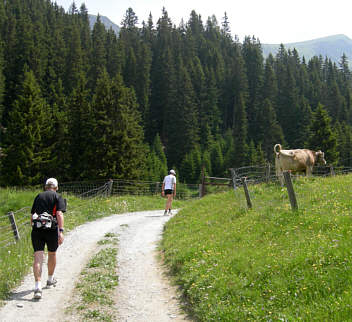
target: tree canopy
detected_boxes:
[0,0,351,185]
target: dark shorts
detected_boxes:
[31,229,58,252]
[165,189,173,195]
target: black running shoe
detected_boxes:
[33,288,42,299]
[46,277,57,287]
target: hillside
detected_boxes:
[262,34,352,65]
[162,174,352,320]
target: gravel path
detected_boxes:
[0,210,189,322]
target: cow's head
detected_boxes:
[315,151,326,165]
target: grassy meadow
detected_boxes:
[2,174,352,320]
[0,188,187,302]
[161,174,352,321]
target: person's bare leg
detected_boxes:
[166,195,173,210]
[47,251,56,276]
[33,251,44,282]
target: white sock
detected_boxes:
[47,275,53,282]
[35,281,41,290]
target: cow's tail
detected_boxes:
[274,144,282,155]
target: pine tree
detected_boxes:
[1,69,52,185]
[148,7,176,142]
[257,98,284,161]
[91,71,145,179]
[90,15,107,87]
[242,36,264,140]
[167,58,199,166]
[68,74,95,180]
[306,103,338,164]
[65,21,83,94]
[144,133,168,181]
[109,74,146,179]
[336,122,352,166]
[210,140,224,177]
[232,93,248,166]
[152,133,167,171]
[0,41,5,125]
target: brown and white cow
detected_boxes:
[274,144,327,185]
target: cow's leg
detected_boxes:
[275,156,283,185]
[306,166,312,176]
[278,169,284,186]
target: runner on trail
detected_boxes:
[30,178,66,299]
[161,169,177,215]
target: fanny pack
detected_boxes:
[32,212,57,229]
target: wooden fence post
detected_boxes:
[283,171,298,211]
[330,165,335,176]
[200,166,206,197]
[241,177,252,209]
[266,163,271,183]
[7,211,20,241]
[230,168,237,191]
[107,179,113,196]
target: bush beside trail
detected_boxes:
[161,175,352,320]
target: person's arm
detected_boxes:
[161,182,165,196]
[56,210,64,245]
[173,183,176,197]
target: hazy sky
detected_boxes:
[54,0,352,44]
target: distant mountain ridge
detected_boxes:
[262,34,352,66]
[88,15,351,67]
[88,14,120,34]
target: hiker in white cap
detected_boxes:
[161,170,177,215]
[30,178,66,299]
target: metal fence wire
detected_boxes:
[0,207,30,248]
[3,163,352,249]
[231,163,352,188]
[58,179,200,200]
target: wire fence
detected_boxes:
[2,162,352,251]
[230,163,352,188]
[59,179,200,200]
[0,207,31,248]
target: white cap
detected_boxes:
[46,178,58,188]
[170,169,176,175]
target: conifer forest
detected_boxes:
[0,0,351,185]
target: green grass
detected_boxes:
[66,233,119,321]
[0,188,190,303]
[161,174,352,321]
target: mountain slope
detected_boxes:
[88,14,120,34]
[262,34,352,65]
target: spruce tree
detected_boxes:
[232,93,248,166]
[68,74,94,180]
[242,36,264,141]
[152,133,167,174]
[210,140,224,177]
[109,74,146,179]
[257,98,284,161]
[306,103,338,165]
[90,15,107,88]
[167,58,199,166]
[1,69,52,185]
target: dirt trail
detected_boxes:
[0,210,189,322]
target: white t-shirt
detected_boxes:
[163,174,176,190]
